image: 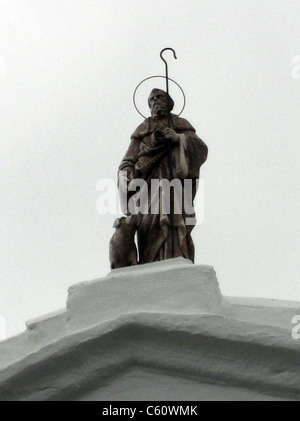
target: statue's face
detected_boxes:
[149,90,168,118]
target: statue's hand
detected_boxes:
[163,128,180,143]
[119,171,133,186]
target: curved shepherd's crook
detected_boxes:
[160,48,177,128]
[160,48,177,258]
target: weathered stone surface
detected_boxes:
[117,88,208,264]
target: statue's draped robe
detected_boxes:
[118,114,208,263]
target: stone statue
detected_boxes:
[116,88,208,266]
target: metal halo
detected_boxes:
[133,75,186,119]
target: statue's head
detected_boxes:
[148,88,174,118]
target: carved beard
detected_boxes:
[151,103,168,120]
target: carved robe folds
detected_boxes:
[118,114,208,263]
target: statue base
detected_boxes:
[0,258,300,401]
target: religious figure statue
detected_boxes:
[116,88,208,266]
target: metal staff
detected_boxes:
[160,48,177,258]
[160,48,177,128]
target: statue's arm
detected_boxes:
[180,130,208,162]
[117,135,141,215]
[118,135,140,182]
[174,121,208,179]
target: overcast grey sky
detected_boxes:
[0,0,299,338]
